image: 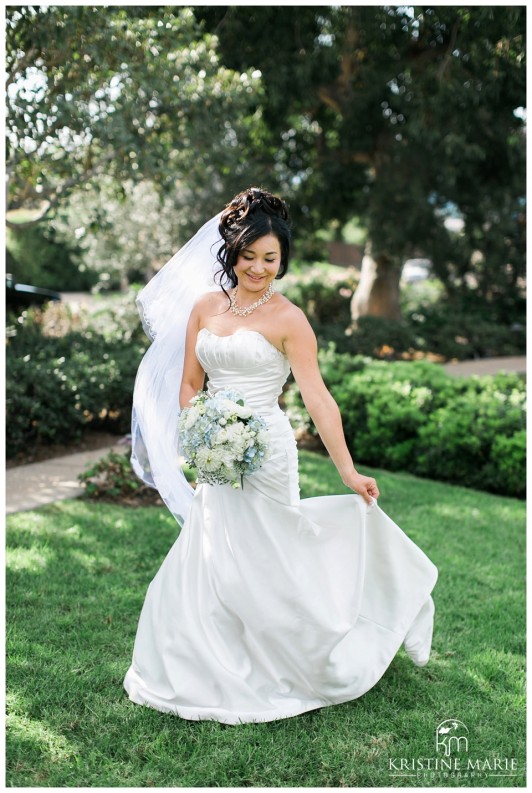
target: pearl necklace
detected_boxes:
[229,283,274,317]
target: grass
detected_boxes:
[6,450,526,787]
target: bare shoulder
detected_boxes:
[274,295,315,342]
[277,295,312,333]
[192,289,228,320]
[193,290,223,311]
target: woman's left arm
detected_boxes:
[283,308,379,505]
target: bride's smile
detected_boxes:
[233,233,281,299]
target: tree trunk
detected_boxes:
[350,242,402,324]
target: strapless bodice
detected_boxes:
[195,328,291,416]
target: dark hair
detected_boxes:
[215,187,291,298]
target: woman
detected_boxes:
[123,187,438,725]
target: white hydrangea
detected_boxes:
[219,448,239,469]
[213,428,230,445]
[256,429,269,446]
[224,424,247,450]
[232,403,252,419]
[183,406,200,430]
[218,398,239,417]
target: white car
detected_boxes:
[401,258,432,282]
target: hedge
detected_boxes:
[6,318,146,458]
[6,224,97,292]
[7,312,525,498]
[284,345,525,498]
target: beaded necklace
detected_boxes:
[229,283,274,317]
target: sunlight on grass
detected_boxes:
[6,546,53,572]
[6,452,526,787]
[7,712,76,763]
[469,649,525,695]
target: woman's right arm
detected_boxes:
[179,302,206,409]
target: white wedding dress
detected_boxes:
[123,328,438,724]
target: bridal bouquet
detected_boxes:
[178,389,270,488]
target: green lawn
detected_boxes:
[6,450,526,787]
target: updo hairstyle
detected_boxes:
[215,187,292,295]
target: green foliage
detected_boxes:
[406,297,526,359]
[70,289,147,343]
[347,316,419,358]
[78,450,142,499]
[200,6,525,317]
[6,223,97,291]
[6,308,146,457]
[281,267,525,359]
[349,303,525,360]
[415,385,525,493]
[50,179,220,293]
[279,264,356,349]
[484,431,526,499]
[285,347,525,497]
[7,6,267,227]
[281,265,355,324]
[78,447,197,500]
[8,4,525,320]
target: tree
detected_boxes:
[50,177,216,290]
[6,5,267,231]
[197,6,526,322]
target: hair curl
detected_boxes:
[215,187,291,300]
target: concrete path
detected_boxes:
[6,443,124,514]
[443,356,526,378]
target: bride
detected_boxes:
[123,187,438,725]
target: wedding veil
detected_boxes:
[130,211,229,526]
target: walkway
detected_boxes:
[6,442,124,514]
[442,355,526,378]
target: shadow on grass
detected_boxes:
[6,453,526,787]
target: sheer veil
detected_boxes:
[130,211,230,526]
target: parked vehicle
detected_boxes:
[6,273,61,310]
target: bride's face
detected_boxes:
[234,233,281,293]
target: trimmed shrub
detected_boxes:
[6,310,147,457]
[78,450,144,500]
[341,306,525,361]
[483,431,526,498]
[406,299,526,360]
[285,345,525,498]
[6,224,97,291]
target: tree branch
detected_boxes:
[50,149,118,200]
[213,7,232,36]
[436,21,460,82]
[7,148,120,225]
